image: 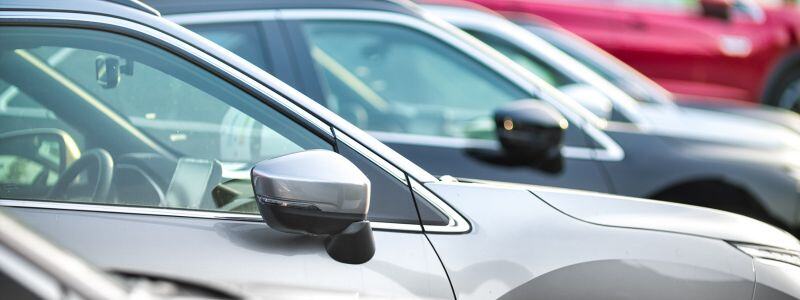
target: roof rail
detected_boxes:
[105,0,161,16]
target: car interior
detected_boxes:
[0,26,326,214]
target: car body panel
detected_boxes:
[753,259,800,299]
[531,185,800,251]
[3,206,454,299]
[424,181,756,300]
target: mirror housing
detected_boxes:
[700,0,732,20]
[494,100,567,172]
[559,84,613,120]
[251,150,375,264]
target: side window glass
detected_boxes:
[0,26,331,213]
[299,21,529,141]
[336,140,422,224]
[187,22,272,72]
[465,30,575,87]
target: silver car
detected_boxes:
[0,0,798,299]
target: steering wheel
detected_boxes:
[48,149,114,202]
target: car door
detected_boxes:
[0,17,453,299]
[277,12,611,192]
[610,0,769,101]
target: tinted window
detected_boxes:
[337,141,422,224]
[466,29,574,87]
[188,22,272,71]
[0,27,330,213]
[300,21,529,140]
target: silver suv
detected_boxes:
[0,1,798,299]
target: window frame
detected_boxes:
[0,10,468,234]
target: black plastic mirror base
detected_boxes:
[324,221,375,265]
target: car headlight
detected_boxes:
[734,243,800,267]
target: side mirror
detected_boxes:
[559,83,613,120]
[0,128,80,174]
[700,0,732,20]
[494,100,567,172]
[250,150,374,264]
[95,56,121,89]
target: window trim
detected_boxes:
[0,11,468,233]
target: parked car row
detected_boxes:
[467,0,800,113]
[0,0,798,299]
[146,0,800,234]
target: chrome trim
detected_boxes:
[0,199,422,232]
[167,10,278,24]
[585,126,625,161]
[0,199,264,221]
[370,131,597,160]
[371,222,422,232]
[415,180,471,233]
[335,129,407,184]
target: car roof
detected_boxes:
[0,0,422,20]
[145,0,422,16]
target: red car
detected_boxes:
[466,0,800,112]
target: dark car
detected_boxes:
[148,0,800,234]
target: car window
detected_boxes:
[0,26,331,214]
[186,22,445,225]
[527,25,666,103]
[187,22,272,72]
[464,29,575,88]
[299,21,529,140]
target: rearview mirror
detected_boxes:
[559,83,613,120]
[700,0,732,20]
[250,150,374,264]
[494,100,566,172]
[95,56,120,89]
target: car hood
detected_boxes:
[532,185,800,251]
[675,99,800,134]
[638,104,800,150]
[458,178,800,251]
